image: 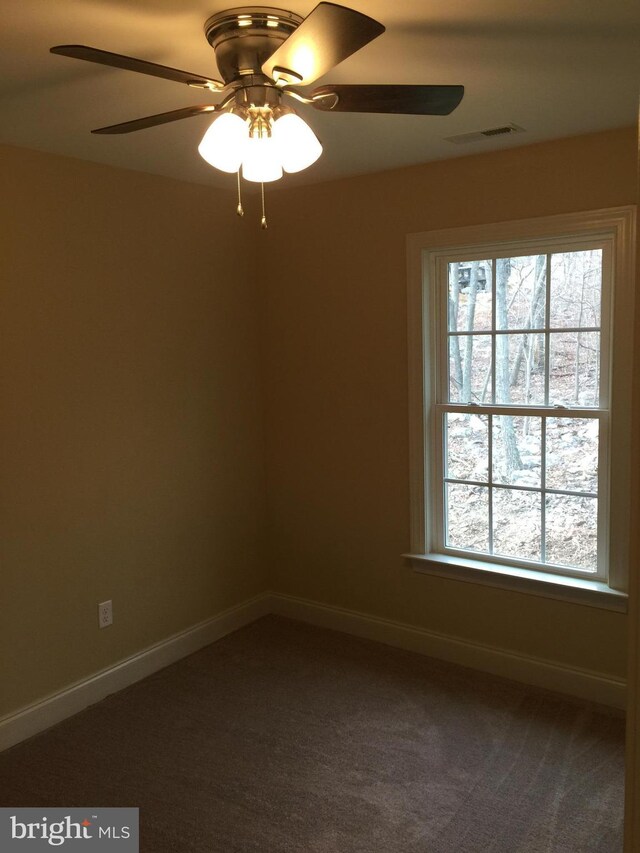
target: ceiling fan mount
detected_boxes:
[204,7,303,87]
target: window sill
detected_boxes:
[403,552,628,612]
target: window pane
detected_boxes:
[493,416,541,487]
[446,413,488,481]
[445,483,489,552]
[545,418,599,493]
[548,331,600,406]
[448,259,492,332]
[495,254,546,331]
[550,250,602,329]
[493,488,541,562]
[545,494,598,572]
[494,334,545,405]
[449,335,492,403]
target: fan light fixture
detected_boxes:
[197,107,322,183]
[50,3,465,227]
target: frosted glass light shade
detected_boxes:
[242,137,283,183]
[198,113,247,172]
[273,113,322,173]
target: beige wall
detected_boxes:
[0,145,266,716]
[1,128,635,722]
[623,119,640,848]
[263,127,637,679]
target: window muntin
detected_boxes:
[434,242,609,580]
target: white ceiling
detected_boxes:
[0,0,638,191]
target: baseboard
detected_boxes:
[2,589,625,753]
[0,593,270,753]
[267,592,627,710]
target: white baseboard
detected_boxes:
[1,589,625,753]
[267,592,627,710]
[0,593,270,753]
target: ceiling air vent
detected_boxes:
[445,123,526,145]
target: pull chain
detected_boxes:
[261,182,267,230]
[236,169,244,217]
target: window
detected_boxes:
[406,209,635,610]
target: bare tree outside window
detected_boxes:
[443,247,603,573]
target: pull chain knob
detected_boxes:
[261,182,268,229]
[236,169,244,217]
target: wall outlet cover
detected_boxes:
[98,600,113,629]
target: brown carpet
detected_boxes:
[0,616,624,852]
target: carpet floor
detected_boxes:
[0,615,625,852]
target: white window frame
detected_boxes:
[436,239,610,581]
[405,208,636,612]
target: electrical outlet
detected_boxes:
[98,600,113,629]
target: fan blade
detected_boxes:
[307,84,464,115]
[262,3,384,86]
[91,105,217,134]
[50,45,224,90]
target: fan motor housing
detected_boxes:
[205,7,302,84]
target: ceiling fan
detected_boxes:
[51,3,464,226]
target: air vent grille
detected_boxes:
[445,123,526,145]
